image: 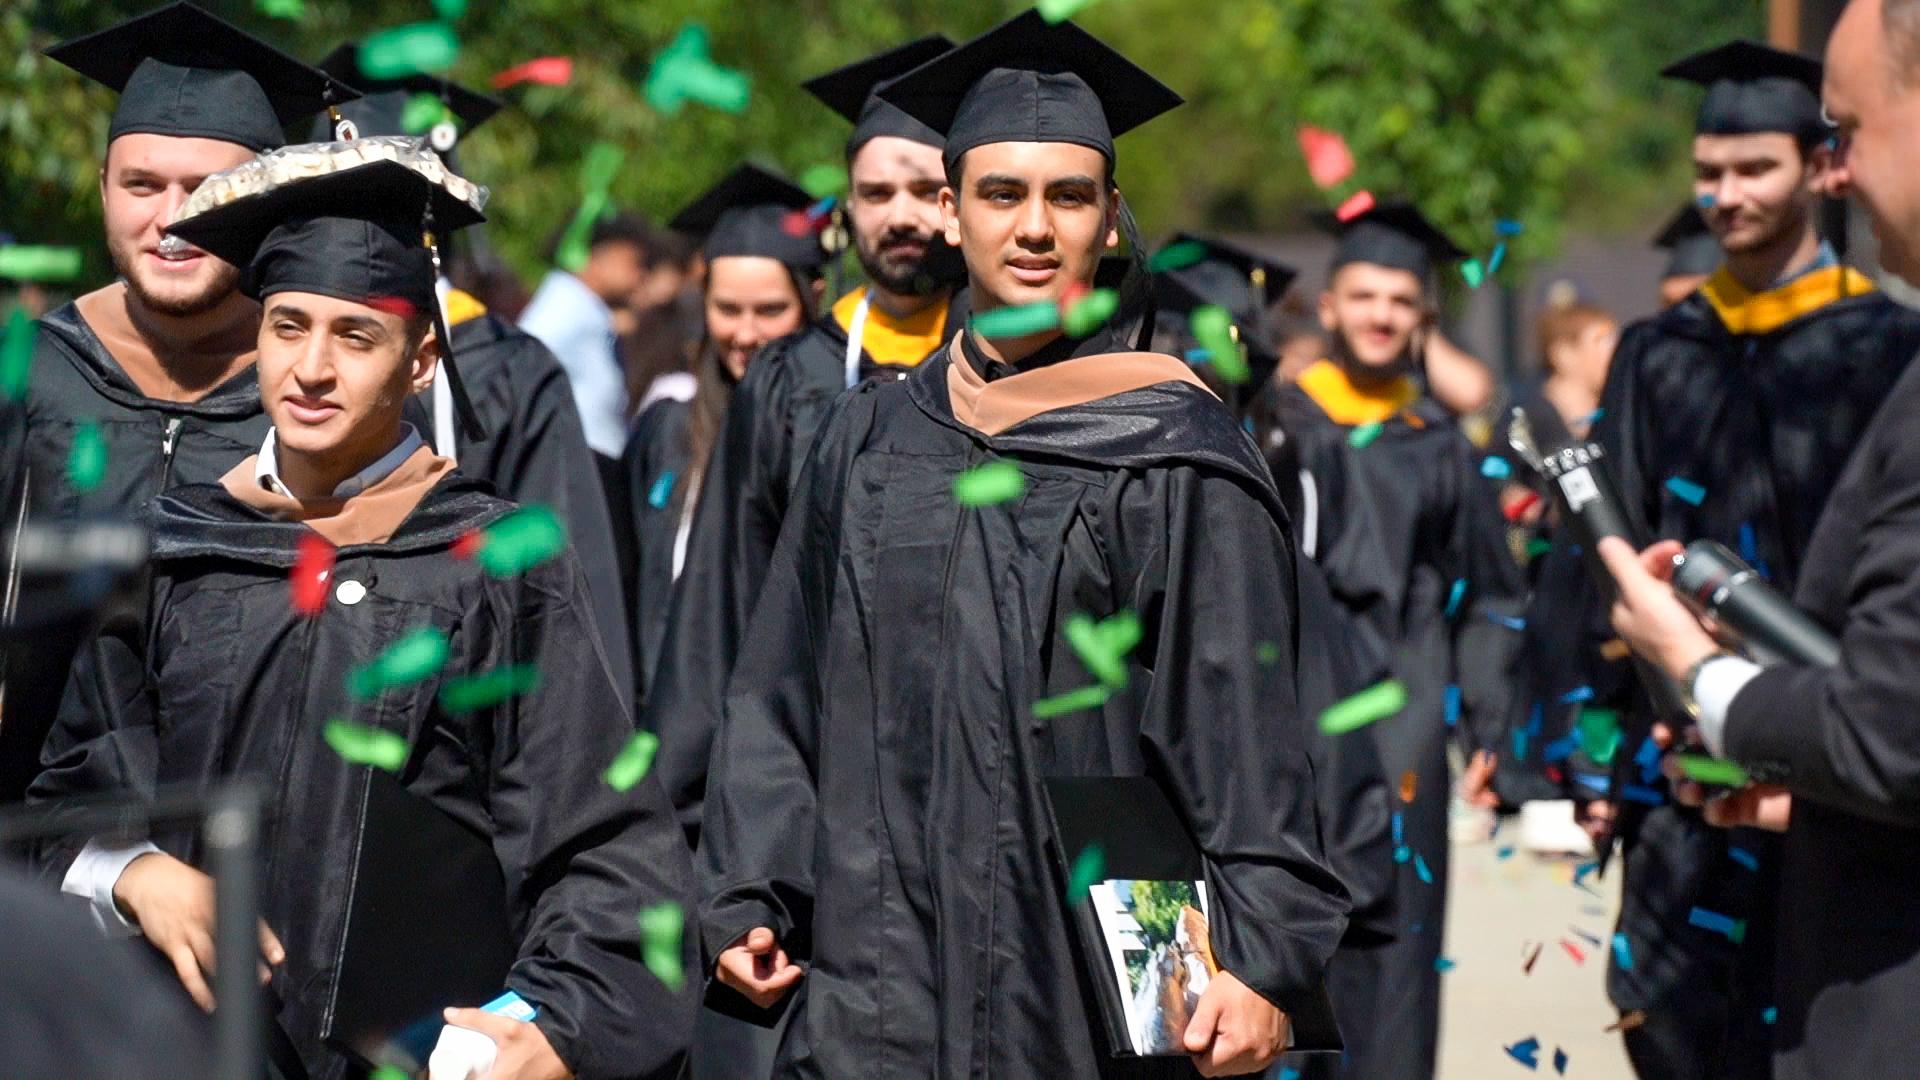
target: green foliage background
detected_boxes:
[5,0,1762,288]
[1128,878,1191,947]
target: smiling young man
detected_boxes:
[0,3,357,806]
[1264,201,1524,1080]
[694,12,1347,1079]
[30,147,695,1080]
[1513,40,1920,1080]
[638,37,962,850]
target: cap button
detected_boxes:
[335,579,367,606]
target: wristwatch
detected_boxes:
[1676,650,1734,719]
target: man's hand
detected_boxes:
[1703,784,1793,832]
[1596,538,1722,681]
[440,1007,572,1080]
[1460,750,1501,809]
[715,927,803,1010]
[1181,970,1290,1077]
[112,852,284,1011]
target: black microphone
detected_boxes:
[1672,540,1841,668]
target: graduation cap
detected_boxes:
[1153,233,1296,325]
[876,9,1183,177]
[167,140,489,441]
[1654,204,1722,280]
[803,35,954,159]
[1317,200,1466,280]
[45,1,358,153]
[669,164,828,274]
[1661,40,1828,143]
[309,42,504,152]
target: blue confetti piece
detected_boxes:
[1279,1069,1302,1080]
[1574,860,1600,886]
[1738,522,1759,565]
[1444,684,1461,728]
[1559,685,1594,704]
[1488,242,1508,275]
[1762,1006,1778,1025]
[1184,347,1212,364]
[1496,218,1525,236]
[1435,955,1457,973]
[1496,844,1517,860]
[1394,844,1412,864]
[1635,734,1663,783]
[1505,1036,1541,1070]
[647,471,676,510]
[1666,476,1707,506]
[1444,578,1468,619]
[807,194,837,218]
[1570,926,1602,947]
[1575,772,1612,796]
[1392,811,1404,846]
[1415,852,1434,884]
[1542,735,1579,763]
[1613,932,1634,970]
[1688,906,1747,943]
[1512,726,1530,761]
[1242,416,1255,434]
[1487,611,1527,632]
[1553,1047,1570,1075]
[1620,783,1666,806]
[1728,846,1760,872]
[1527,702,1544,737]
[1698,193,1716,209]
[1481,456,1513,480]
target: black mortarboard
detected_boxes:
[1153,233,1297,323]
[1661,40,1828,142]
[1318,200,1466,279]
[1653,204,1722,279]
[803,36,953,159]
[167,142,489,440]
[876,10,1183,177]
[669,164,828,274]
[309,42,503,147]
[45,1,358,153]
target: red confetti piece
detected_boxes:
[1335,190,1376,223]
[1297,125,1356,189]
[492,56,573,89]
[1503,491,1542,522]
[290,534,336,616]
[451,529,485,561]
[1560,939,1587,965]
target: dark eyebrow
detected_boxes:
[264,302,310,322]
[973,172,1027,191]
[331,314,391,336]
[1045,175,1100,194]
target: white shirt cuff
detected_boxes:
[62,839,162,936]
[1692,655,1763,758]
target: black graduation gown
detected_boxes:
[1518,275,1920,1066]
[29,474,697,1080]
[0,302,272,806]
[616,396,693,702]
[1269,382,1525,1080]
[697,345,1348,1079]
[415,304,635,696]
[643,291,965,845]
[1718,346,1920,1078]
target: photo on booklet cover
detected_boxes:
[1088,877,1217,1055]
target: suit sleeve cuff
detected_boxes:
[62,839,161,936]
[1692,655,1763,758]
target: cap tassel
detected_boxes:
[422,220,487,445]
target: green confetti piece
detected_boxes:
[1060,288,1120,338]
[1576,707,1622,767]
[357,22,461,80]
[1526,538,1553,559]
[798,163,849,199]
[1255,640,1283,665]
[971,301,1061,339]
[1188,305,1248,385]
[1348,422,1384,449]
[1147,240,1209,274]
[438,664,542,713]
[323,719,410,772]
[1066,843,1104,902]
[400,91,450,134]
[369,1067,409,1080]
[1038,0,1103,22]
[1064,611,1142,690]
[605,731,661,791]
[554,144,626,272]
[255,0,304,19]
[1318,678,1408,735]
[644,25,751,115]
[474,506,568,577]
[66,421,107,493]
[1033,684,1112,719]
[953,460,1027,507]
[1674,754,1749,787]
[2,305,35,402]
[1460,258,1486,288]
[430,0,468,20]
[348,627,451,699]
[0,245,84,283]
[580,141,626,194]
[637,902,686,991]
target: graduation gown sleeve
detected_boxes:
[484,553,699,1079]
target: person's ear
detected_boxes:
[809,277,826,307]
[1804,139,1836,193]
[408,327,440,396]
[939,184,962,248]
[1103,188,1122,251]
[1317,290,1337,334]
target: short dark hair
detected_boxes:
[541,210,656,265]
